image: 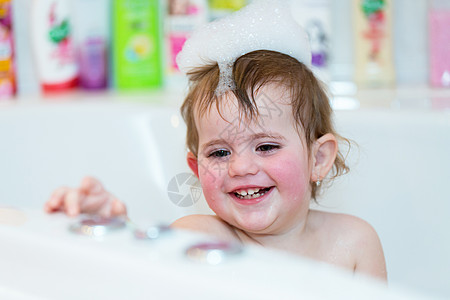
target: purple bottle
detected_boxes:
[73,0,109,90]
[79,36,108,90]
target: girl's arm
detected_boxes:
[352,218,388,281]
[44,176,127,217]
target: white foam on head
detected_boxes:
[177,0,312,93]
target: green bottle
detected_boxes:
[113,0,163,90]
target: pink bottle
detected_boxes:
[429,0,450,87]
[166,0,208,74]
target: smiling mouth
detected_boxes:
[233,187,272,200]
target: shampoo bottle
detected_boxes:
[0,0,15,100]
[353,0,395,88]
[329,0,354,84]
[292,0,332,83]
[31,0,78,93]
[12,0,40,97]
[429,0,450,87]
[166,0,208,86]
[73,0,110,90]
[113,0,163,90]
[393,0,428,85]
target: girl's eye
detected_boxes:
[257,144,279,152]
[209,149,231,158]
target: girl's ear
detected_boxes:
[187,152,199,178]
[311,133,338,182]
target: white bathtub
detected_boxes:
[0,92,447,299]
[323,102,450,299]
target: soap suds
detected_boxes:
[176,0,311,95]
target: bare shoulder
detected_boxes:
[171,214,238,241]
[311,210,387,281]
[311,210,377,235]
[171,214,222,231]
[318,211,377,233]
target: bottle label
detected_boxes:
[167,0,207,73]
[79,37,107,89]
[429,11,450,87]
[360,0,387,61]
[32,0,78,85]
[114,0,162,89]
[47,3,77,68]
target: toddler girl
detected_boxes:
[45,0,387,280]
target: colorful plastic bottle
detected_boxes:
[393,0,428,85]
[429,0,450,87]
[353,0,395,88]
[113,0,163,90]
[166,0,208,87]
[292,0,331,83]
[73,0,110,90]
[12,0,40,96]
[0,0,15,100]
[31,0,79,92]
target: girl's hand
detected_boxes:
[44,176,127,217]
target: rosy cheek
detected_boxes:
[199,182,222,214]
[198,164,223,209]
[198,162,220,187]
[269,156,310,201]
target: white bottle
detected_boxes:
[12,0,40,97]
[329,0,353,83]
[31,0,78,92]
[393,0,428,85]
[291,0,332,83]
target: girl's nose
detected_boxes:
[228,151,259,177]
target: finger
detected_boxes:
[44,187,69,213]
[64,189,83,217]
[79,193,109,213]
[97,196,113,218]
[96,196,126,218]
[80,176,104,195]
[111,198,127,216]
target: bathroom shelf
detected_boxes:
[2,85,450,112]
[329,82,450,111]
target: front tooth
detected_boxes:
[247,189,256,195]
[239,190,247,196]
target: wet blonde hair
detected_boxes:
[180,50,349,199]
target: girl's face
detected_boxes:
[192,84,314,235]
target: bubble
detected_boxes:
[176,0,311,74]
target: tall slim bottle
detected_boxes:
[165,0,208,88]
[353,0,395,88]
[394,0,428,85]
[429,0,450,87]
[12,0,40,97]
[292,0,331,83]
